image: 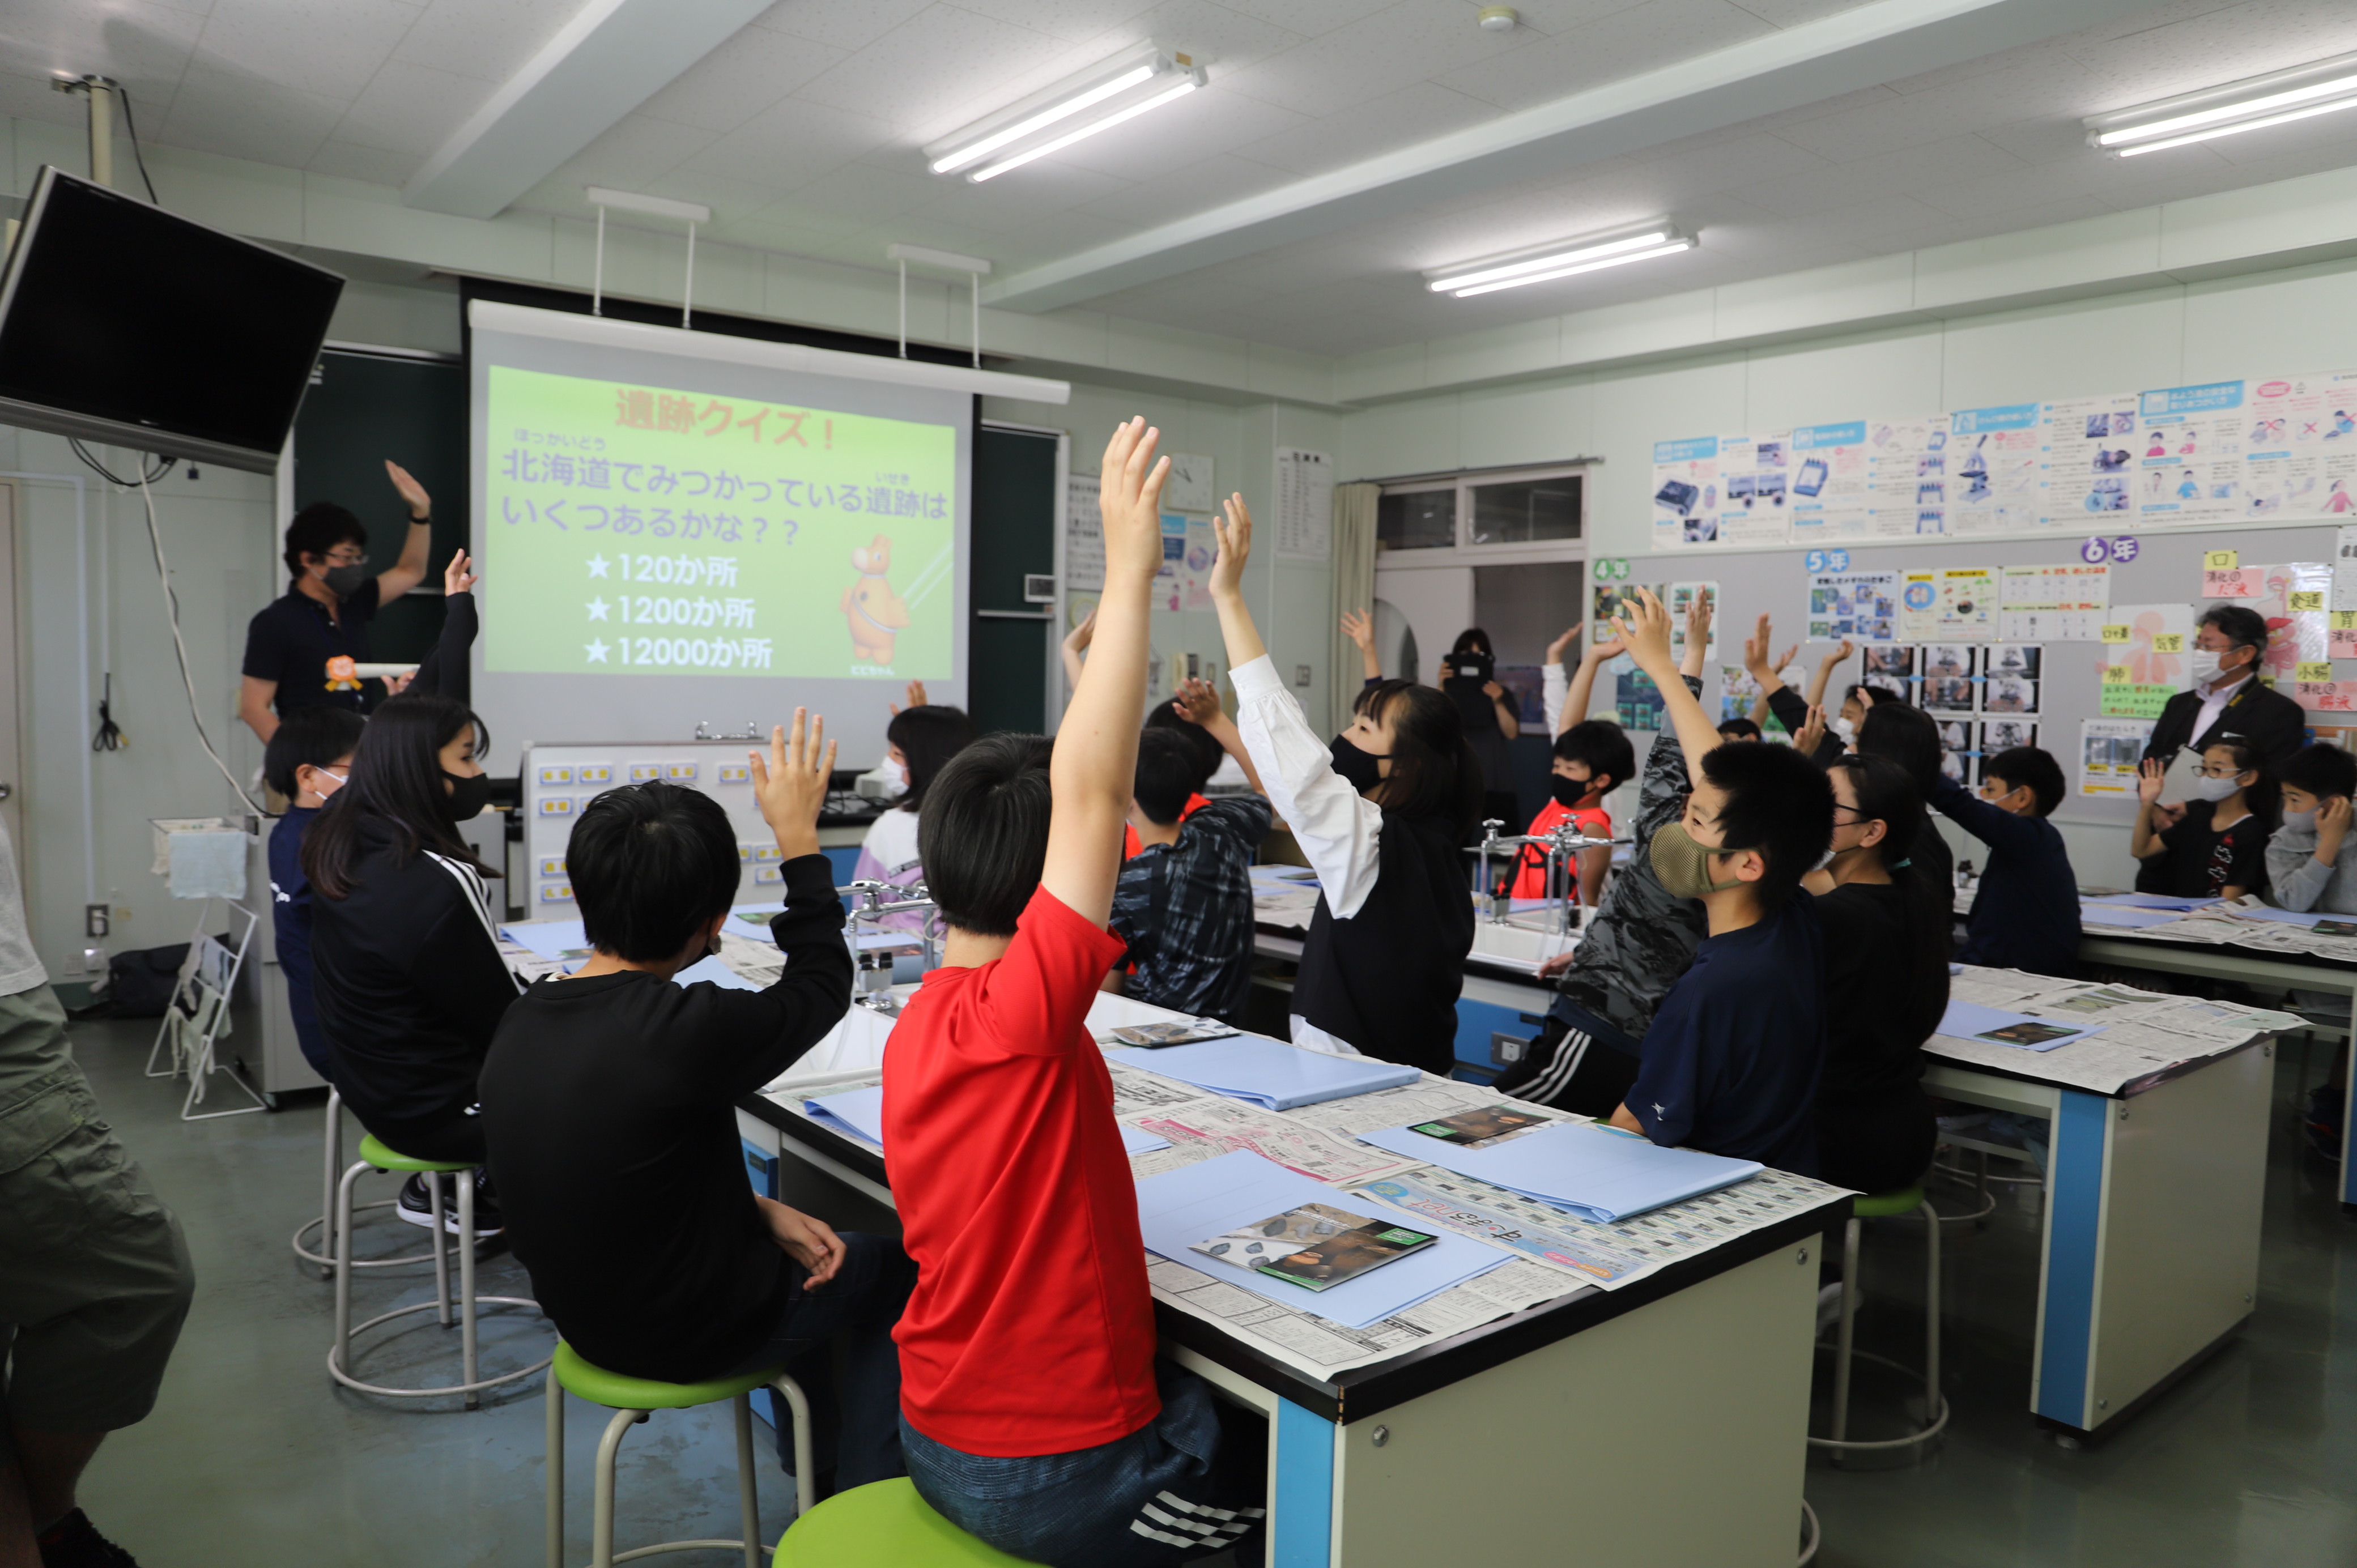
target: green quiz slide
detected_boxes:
[482,365,957,680]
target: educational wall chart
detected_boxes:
[1667,581,1719,662]
[1899,566,1997,641]
[1999,562,2108,642]
[1807,570,1898,641]
[1273,447,1333,560]
[2099,603,2192,721]
[1789,422,1869,538]
[2078,718,2155,798]
[1648,364,2357,552]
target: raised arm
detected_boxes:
[1679,589,1713,681]
[1612,589,1722,783]
[1341,609,1381,682]
[1804,640,1853,710]
[1043,420,1165,927]
[1173,678,1267,798]
[1561,635,1624,735]
[374,461,436,601]
[1059,607,1095,698]
[1218,496,1385,917]
[2129,758,2169,861]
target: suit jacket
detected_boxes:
[2141,677,2307,771]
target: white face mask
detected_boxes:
[1830,716,1857,743]
[2190,648,2230,687]
[2189,773,2243,803]
[2284,807,2318,832]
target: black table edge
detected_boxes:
[741,1088,1851,1425]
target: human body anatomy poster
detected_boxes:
[2099,603,2192,720]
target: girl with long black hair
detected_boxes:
[1209,495,1482,1075]
[1810,753,1952,1194]
[304,694,522,1231]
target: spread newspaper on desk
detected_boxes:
[1935,966,2292,1095]
[2071,893,2357,961]
[763,1047,1845,1383]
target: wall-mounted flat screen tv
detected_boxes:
[0,165,344,474]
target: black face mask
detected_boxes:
[1550,774,1596,809]
[321,563,370,599]
[1330,734,1385,794]
[441,770,493,824]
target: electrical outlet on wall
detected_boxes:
[84,903,108,939]
[1295,664,1312,688]
[82,947,107,975]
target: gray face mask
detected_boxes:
[2284,807,2319,833]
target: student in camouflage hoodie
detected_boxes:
[1492,592,1728,1114]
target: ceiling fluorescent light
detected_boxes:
[584,186,710,223]
[2086,50,2357,157]
[1425,224,1691,298]
[925,42,1207,184]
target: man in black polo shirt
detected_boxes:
[238,461,436,743]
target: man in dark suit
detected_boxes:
[2142,603,2308,828]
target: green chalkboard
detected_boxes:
[290,349,467,662]
[970,425,1058,735]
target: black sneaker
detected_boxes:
[395,1171,503,1236]
[38,1509,139,1567]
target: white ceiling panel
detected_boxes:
[1,0,2355,361]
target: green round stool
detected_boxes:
[1811,1183,1948,1458]
[327,1134,548,1409]
[546,1340,814,1568]
[775,1478,1042,1566]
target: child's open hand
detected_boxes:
[1546,623,1582,663]
[2319,793,2353,853]
[2136,757,2167,807]
[1341,608,1375,652]
[1683,587,1713,646]
[1210,493,1253,600]
[1822,638,1855,668]
[443,548,477,596]
[1098,417,1169,583]
[1793,704,1829,756]
[1062,607,1096,654]
[1173,678,1221,726]
[1741,613,1775,680]
[749,707,835,857]
[1608,587,1676,675]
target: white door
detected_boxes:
[1370,563,1473,686]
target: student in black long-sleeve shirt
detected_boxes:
[1928,744,2079,975]
[481,714,913,1490]
[305,692,520,1230]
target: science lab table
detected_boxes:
[2073,922,2357,1210]
[735,995,1844,1568]
[1260,906,2284,1449]
[1920,986,2275,1446]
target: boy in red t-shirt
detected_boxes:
[1508,719,1633,902]
[883,419,1264,1566]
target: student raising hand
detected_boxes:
[1210,494,1266,666]
[748,707,836,863]
[890,679,928,715]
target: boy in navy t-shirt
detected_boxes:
[1605,590,1835,1175]
[264,706,366,1081]
[1929,744,2079,976]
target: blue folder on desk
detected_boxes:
[802,1086,1169,1156]
[1104,1037,1419,1110]
[2080,892,2221,911]
[2078,904,2184,930]
[1356,1120,1762,1223]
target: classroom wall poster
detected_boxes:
[2244,371,2357,518]
[1808,570,1899,641]
[1273,448,1333,561]
[1899,566,1997,641]
[2041,392,2138,522]
[1156,514,1186,611]
[1867,414,1950,537]
[1613,657,1666,731]
[1065,472,1104,591]
[2137,380,2247,525]
[1592,582,1660,643]
[1668,580,1720,662]
[1715,434,1792,547]
[1789,422,1870,538]
[2248,563,2331,692]
[2079,718,2154,797]
[2099,603,2192,720]
[1999,562,2109,641]
[1651,436,1722,548]
[1182,518,1216,611]
[1948,403,2044,535]
[2333,526,2357,611]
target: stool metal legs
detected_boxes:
[547,1372,812,1567]
[291,1090,437,1276]
[327,1157,550,1406]
[1813,1196,1948,1456]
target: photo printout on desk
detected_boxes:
[467,302,973,769]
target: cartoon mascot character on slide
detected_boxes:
[843,535,911,664]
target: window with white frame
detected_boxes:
[1374,463,1585,560]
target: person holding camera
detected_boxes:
[1440,628,1521,830]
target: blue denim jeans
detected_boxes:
[901,1364,1265,1567]
[724,1231,916,1492]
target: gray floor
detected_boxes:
[56,1012,2357,1566]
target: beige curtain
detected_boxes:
[1329,482,1380,734]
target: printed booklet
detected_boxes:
[1190,1202,1437,1293]
[1406,1105,1550,1150]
